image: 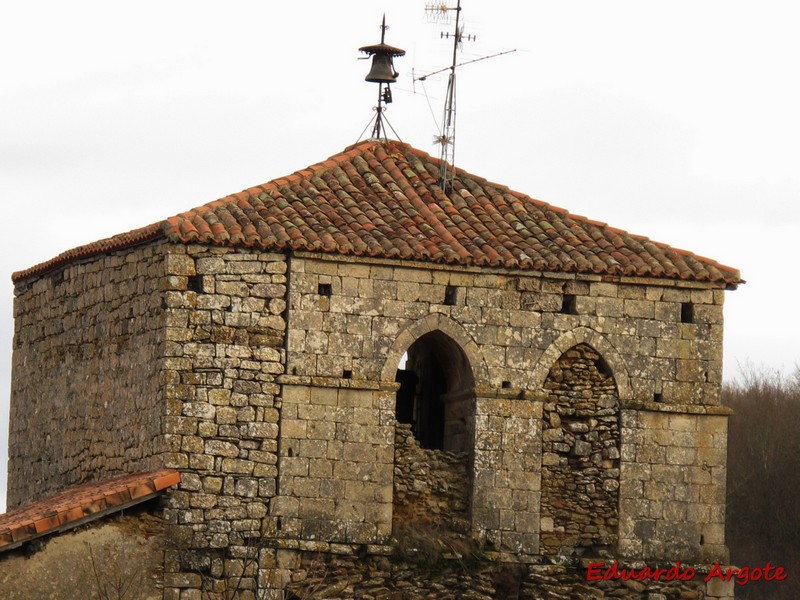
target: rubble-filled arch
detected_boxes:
[539,343,621,556]
[530,327,632,402]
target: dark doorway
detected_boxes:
[395,355,445,450]
[392,329,476,542]
[394,369,418,426]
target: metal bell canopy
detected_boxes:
[359,15,405,140]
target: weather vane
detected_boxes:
[358,15,405,141]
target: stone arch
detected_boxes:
[390,327,476,452]
[531,327,633,402]
[380,314,488,385]
[539,343,621,557]
[387,317,479,543]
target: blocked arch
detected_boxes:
[380,314,488,385]
[531,327,633,401]
[539,342,621,556]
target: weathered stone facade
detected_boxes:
[156,245,288,595]
[269,254,729,565]
[9,241,733,597]
[618,409,728,562]
[7,140,738,598]
[282,551,736,599]
[9,242,167,507]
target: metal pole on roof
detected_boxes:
[358,16,405,142]
[418,1,515,192]
[425,0,474,191]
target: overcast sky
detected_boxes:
[1,1,798,511]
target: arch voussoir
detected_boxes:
[380,315,487,384]
[531,327,633,401]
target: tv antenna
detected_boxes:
[417,1,516,191]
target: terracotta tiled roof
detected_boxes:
[13,224,162,283]
[13,140,741,284]
[0,469,180,552]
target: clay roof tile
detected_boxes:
[0,469,180,553]
[13,140,742,285]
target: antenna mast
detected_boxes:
[427,0,474,191]
[419,3,515,191]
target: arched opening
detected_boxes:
[394,330,474,452]
[539,343,620,557]
[392,330,475,542]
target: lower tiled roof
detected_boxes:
[12,140,741,285]
[0,469,180,552]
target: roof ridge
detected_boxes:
[12,140,742,285]
[12,223,165,283]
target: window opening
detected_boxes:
[392,330,475,541]
[187,275,204,293]
[560,294,577,315]
[681,302,694,323]
[394,331,474,452]
[444,285,458,306]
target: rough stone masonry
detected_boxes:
[7,139,739,598]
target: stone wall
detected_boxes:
[8,246,733,597]
[273,382,396,548]
[540,343,620,557]
[283,552,734,600]
[392,421,470,534]
[618,408,729,562]
[156,245,288,596]
[8,243,167,506]
[285,255,725,405]
[471,392,541,558]
[277,253,728,562]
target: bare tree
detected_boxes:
[725,365,800,599]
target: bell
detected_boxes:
[365,53,398,84]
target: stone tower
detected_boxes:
[8,139,739,597]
